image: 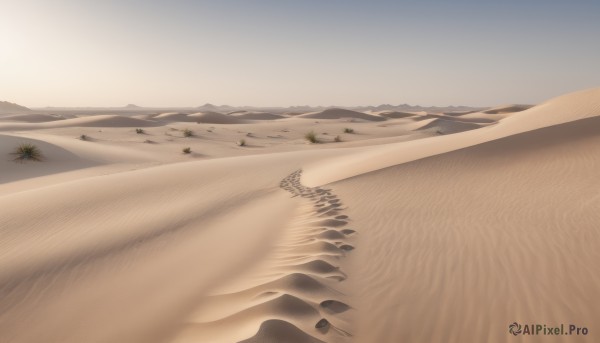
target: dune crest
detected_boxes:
[189,112,248,124]
[299,108,386,122]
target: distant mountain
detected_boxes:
[0,101,31,114]
[352,104,483,113]
[197,103,237,113]
[30,103,485,115]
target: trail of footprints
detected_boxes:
[237,169,356,343]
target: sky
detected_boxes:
[1,0,599,108]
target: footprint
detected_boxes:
[320,300,351,314]
[339,244,354,251]
[317,230,346,240]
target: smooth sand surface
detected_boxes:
[1,87,599,342]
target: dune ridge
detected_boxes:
[302,87,600,186]
[233,112,286,120]
[0,113,66,123]
[299,108,386,122]
[329,115,600,342]
[189,112,248,124]
[0,114,160,131]
[170,170,355,343]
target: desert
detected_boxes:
[1,87,599,342]
[2,1,599,342]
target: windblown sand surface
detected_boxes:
[1,88,599,343]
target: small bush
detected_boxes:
[183,128,194,137]
[13,143,43,161]
[343,128,354,134]
[80,134,88,140]
[182,147,191,154]
[237,139,246,146]
[305,131,319,143]
[136,128,145,134]
[334,135,342,142]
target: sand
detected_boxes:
[1,87,599,343]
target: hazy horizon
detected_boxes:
[2,0,599,108]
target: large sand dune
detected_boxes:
[1,87,599,343]
[0,113,66,123]
[329,115,600,342]
[375,111,416,119]
[232,112,286,120]
[299,108,387,122]
[0,114,160,131]
[189,112,248,124]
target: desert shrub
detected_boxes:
[237,139,246,146]
[343,128,354,134]
[136,128,145,134]
[183,128,193,137]
[334,135,342,142]
[80,134,88,140]
[305,131,319,143]
[182,147,191,154]
[13,143,43,161]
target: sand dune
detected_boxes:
[0,113,66,123]
[152,111,248,124]
[233,112,286,120]
[189,112,248,124]
[0,114,160,131]
[1,87,599,343]
[302,87,600,186]
[0,134,97,183]
[153,112,198,122]
[410,113,439,121]
[0,101,30,114]
[484,104,533,114]
[443,110,478,116]
[55,114,159,127]
[0,155,307,343]
[299,108,386,122]
[171,170,354,343]
[376,111,416,119]
[415,118,482,134]
[329,115,600,342]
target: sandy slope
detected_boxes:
[1,87,599,343]
[0,113,66,123]
[0,134,97,183]
[0,154,312,343]
[329,116,600,342]
[299,108,387,122]
[0,114,160,130]
[302,87,600,186]
[232,112,286,120]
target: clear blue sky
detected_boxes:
[1,0,599,107]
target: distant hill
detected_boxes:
[0,101,31,114]
[30,103,485,115]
